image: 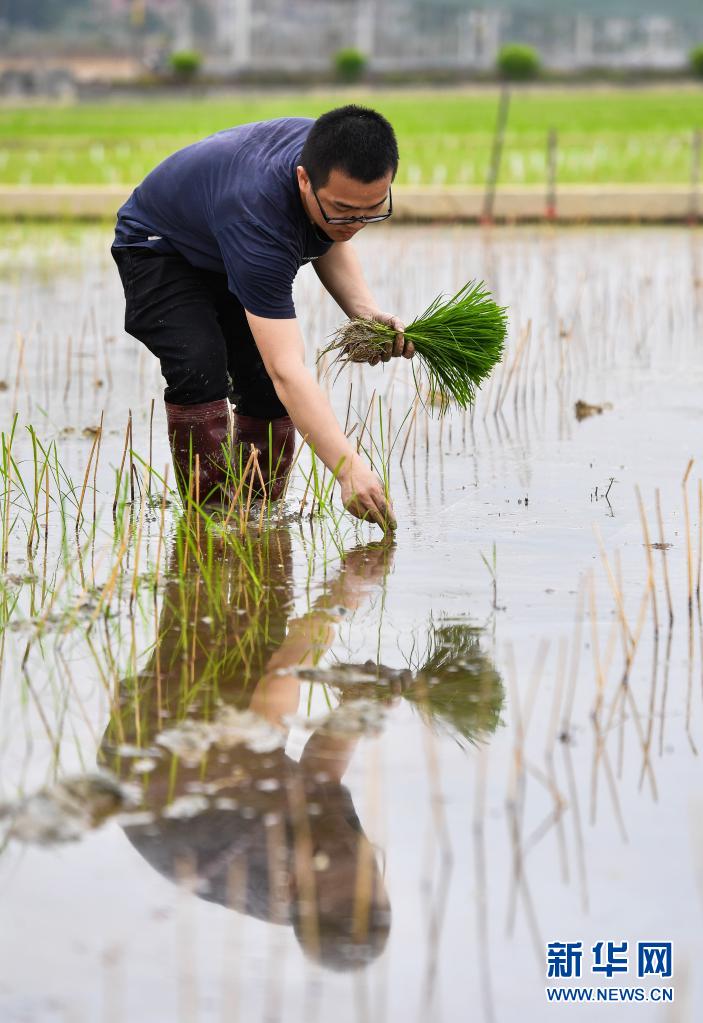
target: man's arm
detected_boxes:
[313,242,415,365]
[245,312,396,530]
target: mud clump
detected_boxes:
[318,698,387,736]
[0,771,134,845]
[155,705,285,768]
[575,399,613,421]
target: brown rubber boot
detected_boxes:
[165,398,234,506]
[233,413,296,501]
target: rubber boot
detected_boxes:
[233,413,296,502]
[165,398,233,506]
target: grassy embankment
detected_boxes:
[0,88,701,188]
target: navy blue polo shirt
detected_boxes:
[113,116,334,319]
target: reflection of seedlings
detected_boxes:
[408,619,505,747]
[300,619,504,750]
[575,400,613,421]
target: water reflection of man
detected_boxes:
[101,527,504,970]
[102,531,395,971]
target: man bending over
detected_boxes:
[111,104,414,529]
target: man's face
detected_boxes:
[296,166,393,243]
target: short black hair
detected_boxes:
[300,105,399,190]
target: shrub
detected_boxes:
[691,45,703,78]
[168,50,202,80]
[333,48,367,82]
[497,43,540,81]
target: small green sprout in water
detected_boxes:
[480,542,497,608]
[320,280,508,413]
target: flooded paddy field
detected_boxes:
[0,223,701,1022]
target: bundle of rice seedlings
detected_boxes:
[320,280,508,412]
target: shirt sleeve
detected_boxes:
[214,219,299,319]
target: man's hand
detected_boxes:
[312,245,414,367]
[360,310,415,367]
[338,453,397,531]
[245,311,399,533]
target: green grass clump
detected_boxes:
[322,281,508,413]
[690,45,703,78]
[333,47,367,82]
[169,50,203,79]
[497,43,541,81]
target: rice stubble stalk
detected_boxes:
[76,423,102,533]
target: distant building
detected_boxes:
[3,2,702,75]
[203,2,699,74]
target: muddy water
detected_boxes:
[0,224,702,1022]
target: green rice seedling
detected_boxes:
[25,426,40,555]
[349,397,413,536]
[320,281,508,413]
[301,448,342,523]
[480,542,498,611]
[113,413,133,518]
[1,414,19,567]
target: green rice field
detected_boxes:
[0,87,701,187]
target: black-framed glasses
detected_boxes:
[311,184,393,225]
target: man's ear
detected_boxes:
[296,165,309,190]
